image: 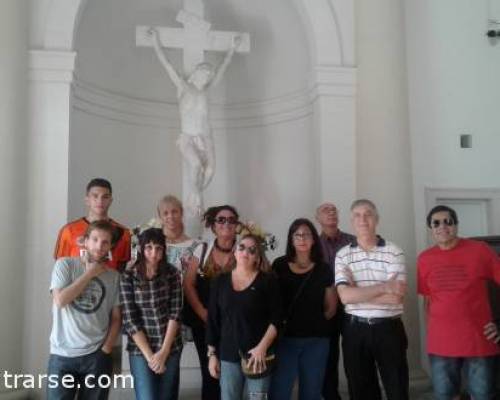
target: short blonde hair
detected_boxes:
[158,195,183,215]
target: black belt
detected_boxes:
[349,314,401,325]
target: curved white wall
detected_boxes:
[74,0,311,103]
[69,0,317,238]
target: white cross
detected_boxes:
[136,0,250,75]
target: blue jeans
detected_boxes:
[47,350,112,400]
[429,354,497,400]
[220,360,270,400]
[269,337,329,400]
[129,351,181,400]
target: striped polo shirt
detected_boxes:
[335,236,406,318]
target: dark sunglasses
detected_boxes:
[236,243,257,255]
[430,218,455,228]
[214,216,238,225]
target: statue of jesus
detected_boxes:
[148,27,241,215]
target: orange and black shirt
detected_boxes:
[54,217,131,270]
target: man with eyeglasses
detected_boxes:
[417,205,500,400]
[335,199,409,400]
[316,202,354,400]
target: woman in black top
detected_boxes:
[269,218,337,400]
[207,234,281,400]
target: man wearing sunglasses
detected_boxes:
[417,205,500,400]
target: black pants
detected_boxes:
[342,316,409,400]
[191,324,221,400]
[323,313,353,400]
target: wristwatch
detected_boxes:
[207,349,217,358]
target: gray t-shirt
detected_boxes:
[49,257,120,357]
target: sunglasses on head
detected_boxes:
[214,216,238,225]
[237,243,257,255]
[430,218,455,228]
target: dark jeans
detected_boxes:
[429,355,497,400]
[342,316,409,400]
[192,324,221,400]
[47,350,112,400]
[129,351,181,400]
[269,337,329,400]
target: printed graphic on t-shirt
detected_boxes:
[167,242,198,274]
[428,264,469,291]
[71,278,106,314]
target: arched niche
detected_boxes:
[43,0,351,67]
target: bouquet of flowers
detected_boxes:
[236,220,278,252]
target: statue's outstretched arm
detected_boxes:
[148,27,185,91]
[209,34,241,88]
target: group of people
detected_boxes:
[47,177,499,400]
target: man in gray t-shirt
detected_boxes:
[47,221,121,400]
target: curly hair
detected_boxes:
[203,205,239,230]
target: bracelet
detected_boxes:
[207,349,217,358]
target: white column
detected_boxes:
[0,0,29,396]
[356,0,428,386]
[312,66,357,223]
[23,50,76,381]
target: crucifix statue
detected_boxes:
[136,0,250,236]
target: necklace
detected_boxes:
[214,239,234,253]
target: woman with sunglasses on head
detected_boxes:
[184,205,240,400]
[269,218,337,400]
[206,234,281,400]
[120,228,182,400]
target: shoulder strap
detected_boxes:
[284,267,315,324]
[198,242,208,271]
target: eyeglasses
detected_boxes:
[214,216,238,225]
[293,232,313,240]
[430,218,455,228]
[237,243,257,255]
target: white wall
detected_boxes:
[68,108,182,227]
[406,0,500,251]
[0,2,28,393]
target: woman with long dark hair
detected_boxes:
[184,205,240,400]
[120,228,182,400]
[270,218,337,400]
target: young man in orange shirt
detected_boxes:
[54,178,131,271]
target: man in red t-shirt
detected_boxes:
[54,178,131,271]
[417,205,500,400]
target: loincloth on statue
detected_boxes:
[176,133,212,153]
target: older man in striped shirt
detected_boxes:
[335,199,409,400]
